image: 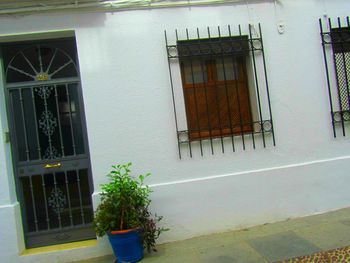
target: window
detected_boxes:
[320,17,350,137]
[165,24,275,158]
[178,37,253,140]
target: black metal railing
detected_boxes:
[320,16,350,137]
[165,24,275,158]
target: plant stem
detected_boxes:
[120,206,124,230]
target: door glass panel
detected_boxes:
[21,176,36,232]
[68,83,85,155]
[10,90,27,161]
[57,84,73,157]
[10,88,40,161]
[20,170,93,234]
[79,169,94,223]
[66,169,93,226]
[10,84,86,161]
[23,88,40,160]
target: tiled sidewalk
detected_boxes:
[73,207,350,263]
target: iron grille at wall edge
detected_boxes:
[320,16,350,137]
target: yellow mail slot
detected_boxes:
[44,163,62,169]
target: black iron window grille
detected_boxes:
[320,17,350,137]
[165,24,275,158]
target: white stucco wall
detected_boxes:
[0,0,350,262]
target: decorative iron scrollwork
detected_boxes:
[43,145,61,160]
[6,45,78,83]
[35,86,54,100]
[39,110,57,137]
[48,188,67,215]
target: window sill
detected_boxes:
[188,126,253,141]
[177,119,273,144]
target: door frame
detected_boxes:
[0,33,96,248]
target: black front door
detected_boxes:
[2,38,95,248]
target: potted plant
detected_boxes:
[93,163,166,262]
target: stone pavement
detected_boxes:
[72,207,350,263]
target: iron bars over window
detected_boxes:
[320,17,350,137]
[165,24,275,158]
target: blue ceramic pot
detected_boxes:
[108,228,144,263]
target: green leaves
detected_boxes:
[93,163,166,252]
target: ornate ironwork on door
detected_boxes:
[2,39,95,248]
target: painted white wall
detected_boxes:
[0,0,350,262]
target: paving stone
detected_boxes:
[248,231,321,262]
[235,222,294,240]
[197,240,268,263]
[295,222,350,251]
[72,255,114,263]
[340,219,350,227]
[143,248,199,263]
